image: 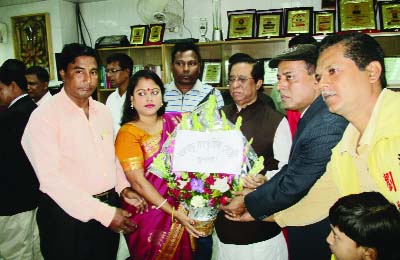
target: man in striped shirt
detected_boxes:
[164,42,224,112]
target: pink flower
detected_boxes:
[208,198,216,207]
[166,141,175,154]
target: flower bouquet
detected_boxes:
[149,95,264,236]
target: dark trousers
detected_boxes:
[37,193,120,260]
[286,218,331,260]
[194,235,212,260]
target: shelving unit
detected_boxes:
[96,32,400,104]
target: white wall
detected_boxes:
[79,0,323,42]
[0,0,324,85]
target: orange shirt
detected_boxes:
[21,89,130,227]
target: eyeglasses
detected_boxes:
[173,61,199,67]
[105,68,123,75]
[228,76,254,85]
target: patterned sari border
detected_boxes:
[156,205,187,260]
[120,156,144,172]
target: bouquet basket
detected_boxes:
[149,95,264,235]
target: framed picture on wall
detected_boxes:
[201,60,221,85]
[11,13,54,79]
[284,7,314,35]
[314,10,336,34]
[377,1,400,32]
[227,9,256,40]
[130,25,147,45]
[256,9,283,38]
[337,0,376,32]
[146,23,165,45]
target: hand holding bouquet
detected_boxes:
[149,95,264,235]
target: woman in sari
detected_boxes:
[115,70,202,260]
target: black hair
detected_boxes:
[26,66,50,83]
[171,42,202,63]
[106,53,134,76]
[120,70,166,125]
[319,33,386,88]
[288,34,317,48]
[59,43,100,72]
[329,192,400,260]
[0,59,27,91]
[228,53,264,92]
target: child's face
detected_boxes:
[326,225,365,260]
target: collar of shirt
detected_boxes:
[300,106,310,118]
[8,93,28,108]
[166,79,202,94]
[60,88,99,117]
[112,88,126,99]
[235,97,259,112]
[36,91,52,106]
[338,90,386,155]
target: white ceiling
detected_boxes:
[0,0,106,7]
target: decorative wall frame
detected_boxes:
[377,1,400,32]
[284,7,314,36]
[256,9,283,38]
[227,9,256,40]
[314,10,336,34]
[201,60,221,85]
[130,25,147,45]
[337,0,376,32]
[11,13,54,79]
[146,23,165,45]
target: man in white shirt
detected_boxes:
[105,53,133,137]
[164,42,224,112]
[26,66,52,106]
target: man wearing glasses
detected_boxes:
[213,53,291,260]
[105,53,133,137]
[164,42,224,113]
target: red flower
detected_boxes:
[183,193,191,200]
[204,187,212,195]
[219,196,229,205]
[183,182,191,191]
[169,188,181,198]
[205,175,215,185]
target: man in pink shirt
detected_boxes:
[22,43,145,260]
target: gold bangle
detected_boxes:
[171,207,175,223]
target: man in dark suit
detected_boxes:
[221,45,348,260]
[0,59,42,259]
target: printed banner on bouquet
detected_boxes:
[172,130,244,174]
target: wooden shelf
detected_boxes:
[96,33,400,104]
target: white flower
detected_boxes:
[210,177,230,193]
[190,195,207,208]
[178,179,188,189]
